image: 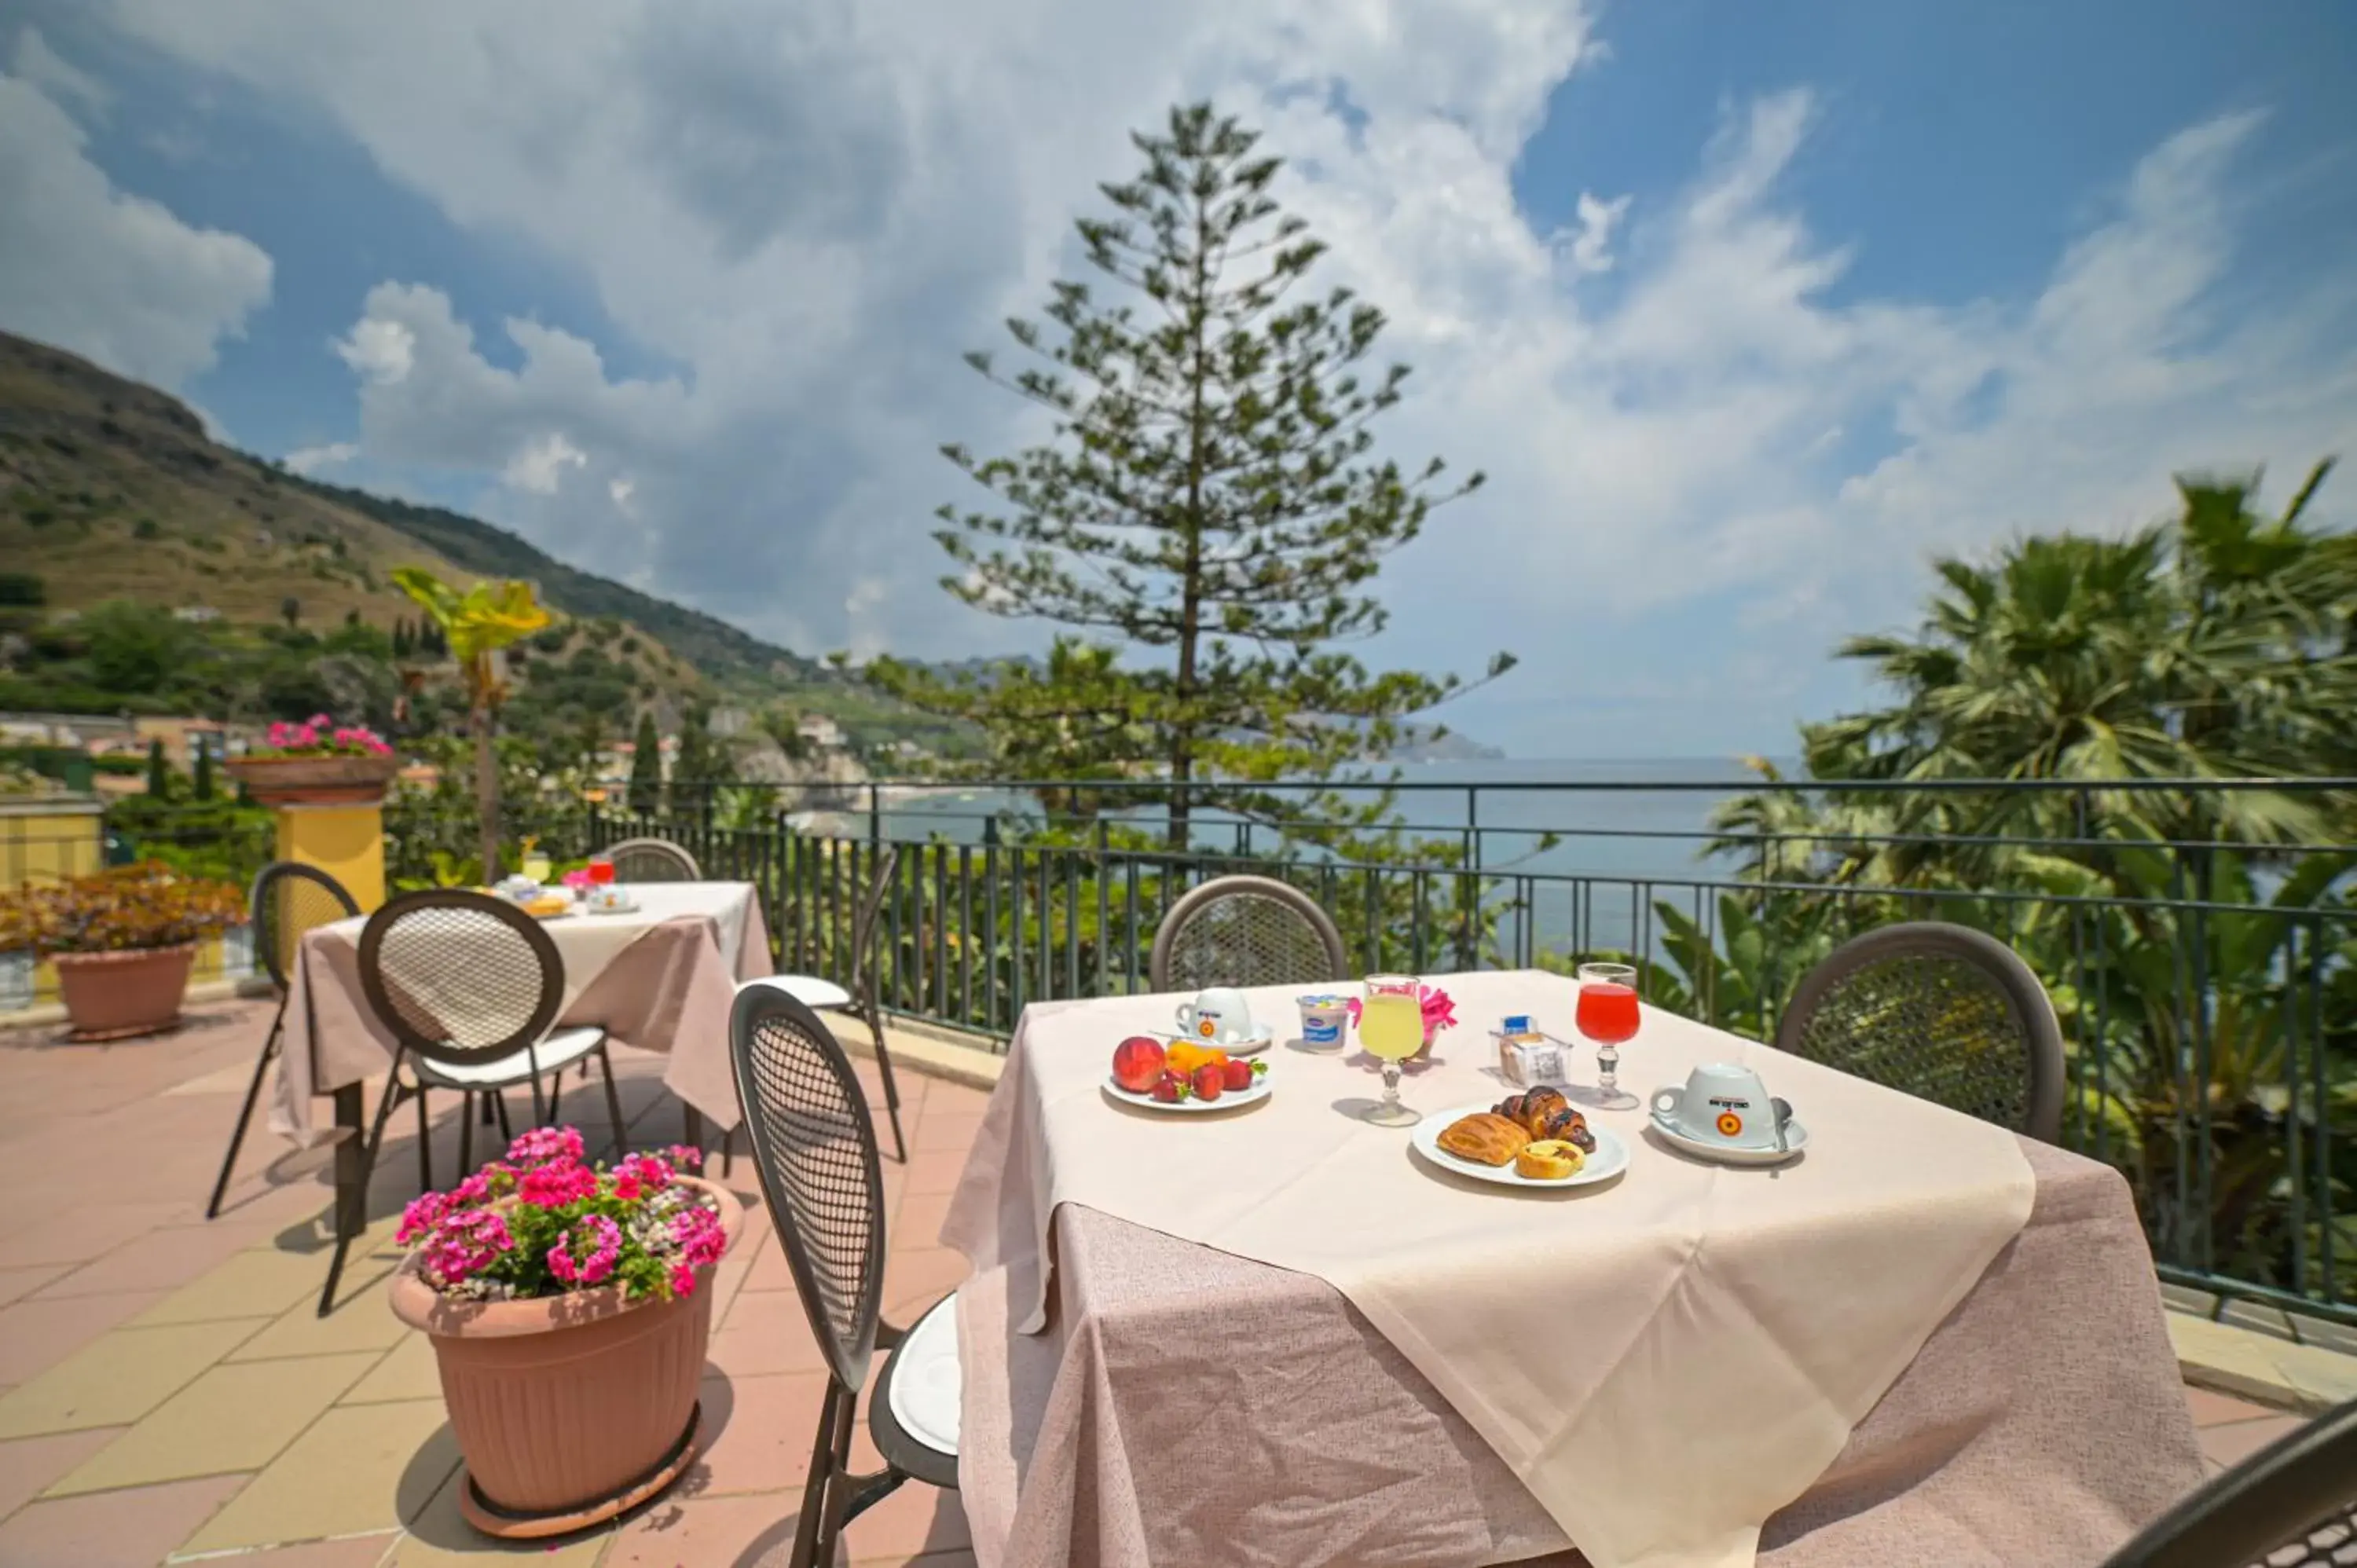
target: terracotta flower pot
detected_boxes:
[53,943,197,1041]
[387,1179,744,1533]
[224,753,400,808]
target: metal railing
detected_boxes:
[581,775,2357,1324]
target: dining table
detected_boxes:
[269,881,772,1259]
[940,969,2207,1568]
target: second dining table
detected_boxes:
[941,969,2206,1568]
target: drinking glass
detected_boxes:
[520,850,552,885]
[1356,974,1424,1127]
[1571,962,1642,1111]
[588,858,616,892]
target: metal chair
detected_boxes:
[738,844,909,1161]
[604,837,702,882]
[206,862,361,1219]
[1774,921,2066,1142]
[321,889,628,1316]
[2098,1395,2357,1566]
[1149,873,1350,995]
[728,984,959,1568]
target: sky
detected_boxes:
[2,0,2353,760]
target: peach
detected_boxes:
[1113,1035,1167,1094]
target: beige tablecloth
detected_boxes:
[944,973,2077,1568]
[269,881,772,1142]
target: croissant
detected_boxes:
[1536,1105,1592,1147]
[1517,1086,1571,1135]
[1436,1112,1533,1167]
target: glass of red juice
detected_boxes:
[1571,962,1642,1110]
[588,858,615,888]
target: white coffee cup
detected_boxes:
[1651,1063,1777,1150]
[1175,987,1259,1046]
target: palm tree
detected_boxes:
[391,568,552,878]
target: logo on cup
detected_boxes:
[1716,1112,1743,1137]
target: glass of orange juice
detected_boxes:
[1358,974,1424,1127]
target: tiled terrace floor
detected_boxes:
[0,998,2315,1566]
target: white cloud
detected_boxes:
[90,0,2357,752]
[0,38,270,391]
[283,440,357,474]
[11,27,110,119]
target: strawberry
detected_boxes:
[1150,1076,1182,1103]
[1221,1058,1252,1092]
[1192,1063,1225,1101]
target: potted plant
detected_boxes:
[387,1128,742,1539]
[224,714,400,807]
[0,862,246,1039]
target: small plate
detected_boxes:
[583,898,642,916]
[1163,1029,1275,1057]
[1102,1074,1272,1114]
[1648,1109,1809,1167]
[1410,1104,1629,1189]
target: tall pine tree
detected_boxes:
[673,702,719,817]
[627,712,663,818]
[866,102,1509,847]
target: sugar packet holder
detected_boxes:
[1489,1026,1572,1087]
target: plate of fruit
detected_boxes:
[1106,1035,1270,1112]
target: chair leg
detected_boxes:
[596,1044,628,1157]
[318,1072,403,1317]
[458,1092,474,1174]
[815,1383,859,1566]
[414,1086,433,1194]
[207,1008,283,1219]
[790,1380,840,1568]
[548,1072,563,1124]
[720,1126,734,1178]
[492,1091,513,1145]
[869,1013,908,1163]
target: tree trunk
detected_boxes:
[474,703,500,880]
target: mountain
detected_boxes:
[0,331,810,689]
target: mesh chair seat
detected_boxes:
[739,973,855,1012]
[1775,922,2065,1142]
[408,1024,607,1089]
[1149,874,1350,994]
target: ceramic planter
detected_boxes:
[53,943,198,1041]
[224,753,400,808]
[387,1179,743,1538]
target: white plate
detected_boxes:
[1164,1029,1275,1057]
[1648,1109,1809,1167]
[1102,1073,1272,1114]
[583,898,641,916]
[1410,1104,1629,1189]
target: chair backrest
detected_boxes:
[728,984,886,1395]
[356,890,566,1072]
[247,861,360,992]
[1775,921,2066,1142]
[604,837,702,882]
[1149,874,1350,994]
[844,844,900,995]
[2099,1396,2357,1567]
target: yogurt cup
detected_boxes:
[1296,994,1351,1051]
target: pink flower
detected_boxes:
[613,1154,673,1202]
[561,868,592,891]
[504,1127,586,1168]
[518,1160,598,1209]
[670,1203,728,1269]
[423,1210,513,1284]
[668,1263,698,1298]
[397,1191,450,1244]
[665,1144,705,1171]
[548,1214,622,1287]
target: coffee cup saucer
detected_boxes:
[1647,1107,1809,1167]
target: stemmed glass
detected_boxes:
[1571,962,1642,1111]
[585,856,615,906]
[1356,974,1424,1127]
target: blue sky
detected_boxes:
[2,0,2352,758]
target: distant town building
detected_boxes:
[795,715,845,751]
[171,605,222,623]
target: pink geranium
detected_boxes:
[394,1127,726,1304]
[254,714,394,760]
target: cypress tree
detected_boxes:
[627,712,662,817]
[145,738,170,800]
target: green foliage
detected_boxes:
[144,738,169,800]
[864,101,1508,852]
[192,742,214,802]
[0,573,43,606]
[672,702,721,813]
[0,860,244,955]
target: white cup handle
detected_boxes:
[1175,1004,1197,1033]
[1650,1087,1682,1118]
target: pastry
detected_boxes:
[1514,1139,1585,1180]
[525,895,570,918]
[1494,1086,1571,1138]
[1435,1112,1532,1167]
